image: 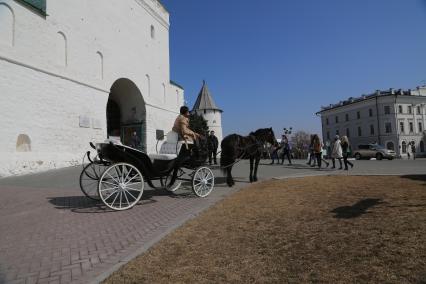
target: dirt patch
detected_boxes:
[104,176,426,283]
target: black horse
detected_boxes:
[220,128,277,187]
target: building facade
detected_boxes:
[192,81,223,149]
[0,0,185,176]
[317,87,426,157]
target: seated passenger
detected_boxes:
[172,106,201,143]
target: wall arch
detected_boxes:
[0,3,15,46]
[107,78,147,151]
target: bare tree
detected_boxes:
[291,131,311,159]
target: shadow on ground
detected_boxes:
[331,198,383,219]
[400,175,426,185]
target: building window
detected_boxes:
[386,141,395,151]
[402,141,407,153]
[409,122,414,133]
[150,25,155,39]
[335,116,339,124]
[384,106,391,115]
[345,114,349,122]
[327,131,330,140]
[385,122,392,133]
[357,126,362,137]
[346,128,350,137]
[419,122,423,133]
[417,106,421,115]
[408,106,412,114]
[398,105,403,114]
[326,117,329,125]
[400,121,405,134]
[370,125,374,135]
[369,109,373,117]
[357,111,360,119]
[336,129,339,136]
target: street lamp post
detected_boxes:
[283,127,293,136]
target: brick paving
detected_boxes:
[0,165,243,284]
[0,159,425,283]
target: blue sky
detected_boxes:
[162,0,426,136]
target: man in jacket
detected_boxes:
[207,130,219,165]
[172,106,200,142]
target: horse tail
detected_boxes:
[220,134,238,175]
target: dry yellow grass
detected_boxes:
[105,175,426,284]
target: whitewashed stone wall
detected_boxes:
[0,0,184,177]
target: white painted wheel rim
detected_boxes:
[192,167,214,197]
[98,163,144,211]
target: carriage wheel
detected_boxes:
[79,162,108,201]
[98,163,144,211]
[192,167,214,197]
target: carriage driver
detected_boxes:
[172,106,201,143]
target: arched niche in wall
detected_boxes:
[55,31,67,67]
[145,74,151,96]
[16,134,31,152]
[0,3,15,46]
[96,51,104,80]
[162,83,166,103]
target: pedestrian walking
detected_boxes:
[321,145,330,167]
[340,135,354,170]
[313,134,327,168]
[307,135,316,167]
[411,142,416,160]
[269,144,280,164]
[280,135,292,165]
[331,135,343,169]
[207,130,219,165]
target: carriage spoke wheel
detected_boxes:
[98,163,144,211]
[79,162,108,201]
[192,167,214,197]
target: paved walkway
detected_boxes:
[0,159,424,284]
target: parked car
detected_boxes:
[353,144,396,160]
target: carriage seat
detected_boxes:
[148,131,191,161]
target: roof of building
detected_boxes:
[317,86,426,115]
[192,81,222,112]
[170,80,184,90]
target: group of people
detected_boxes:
[307,134,354,170]
[267,133,355,171]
